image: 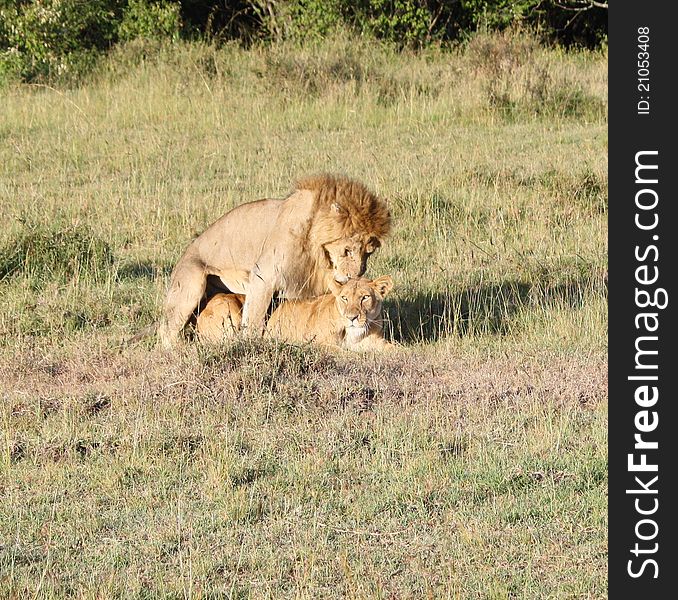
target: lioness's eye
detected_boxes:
[341,296,348,302]
[362,295,370,301]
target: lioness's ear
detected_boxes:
[371,275,393,299]
[331,202,347,215]
[328,278,344,297]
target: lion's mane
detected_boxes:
[296,174,391,284]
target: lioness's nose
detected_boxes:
[347,314,359,324]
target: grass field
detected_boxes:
[0,32,607,598]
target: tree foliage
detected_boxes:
[0,0,607,84]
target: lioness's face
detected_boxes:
[324,236,381,283]
[330,275,393,336]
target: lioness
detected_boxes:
[195,293,245,344]
[266,275,394,350]
[158,174,391,348]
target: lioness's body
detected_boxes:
[158,175,390,348]
[196,293,245,344]
[266,276,394,350]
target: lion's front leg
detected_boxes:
[350,334,396,352]
[241,265,276,335]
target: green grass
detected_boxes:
[0,32,607,598]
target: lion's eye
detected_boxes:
[362,295,370,302]
[341,296,348,302]
[344,248,352,257]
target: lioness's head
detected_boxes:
[329,275,394,340]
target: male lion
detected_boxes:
[158,174,391,348]
[266,275,394,350]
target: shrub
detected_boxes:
[251,1,607,49]
[0,0,181,84]
[0,223,114,282]
[0,0,123,83]
[0,0,607,85]
[117,0,182,43]
[353,0,433,47]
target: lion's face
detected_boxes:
[330,275,393,339]
[323,235,381,283]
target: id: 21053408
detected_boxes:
[637,27,650,115]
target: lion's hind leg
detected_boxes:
[158,256,207,348]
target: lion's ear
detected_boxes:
[365,236,381,253]
[371,275,393,299]
[331,202,347,215]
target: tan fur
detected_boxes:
[196,293,245,344]
[157,174,390,347]
[266,275,394,351]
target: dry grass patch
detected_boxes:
[2,342,605,597]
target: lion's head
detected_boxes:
[329,275,394,342]
[298,174,391,284]
[322,233,382,283]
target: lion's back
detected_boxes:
[195,198,284,261]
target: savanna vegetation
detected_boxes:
[0,0,607,85]
[1,7,607,598]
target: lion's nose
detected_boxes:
[347,314,360,324]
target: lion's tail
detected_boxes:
[123,323,158,348]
